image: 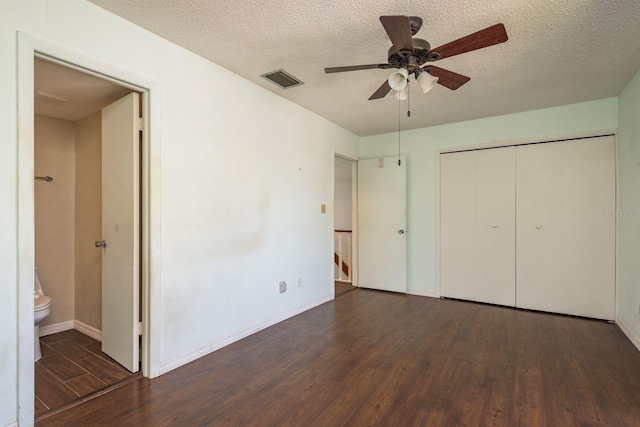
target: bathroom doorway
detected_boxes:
[17,34,160,425]
[32,57,143,416]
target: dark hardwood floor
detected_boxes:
[36,329,137,419]
[335,281,356,297]
[38,289,640,426]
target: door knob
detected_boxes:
[491,224,498,228]
[95,240,107,248]
[535,225,542,230]
[398,229,405,234]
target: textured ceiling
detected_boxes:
[88,0,640,136]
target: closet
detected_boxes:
[440,135,616,320]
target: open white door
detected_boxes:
[357,156,407,293]
[101,92,140,373]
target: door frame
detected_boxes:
[333,152,358,290]
[17,32,161,424]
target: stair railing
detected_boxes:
[334,230,352,283]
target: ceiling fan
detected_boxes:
[324,16,508,100]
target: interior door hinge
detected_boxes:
[138,322,143,336]
[138,117,143,132]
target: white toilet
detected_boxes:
[34,268,53,361]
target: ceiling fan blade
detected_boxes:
[428,23,508,60]
[423,65,470,90]
[325,64,391,73]
[380,15,414,53]
[369,80,392,100]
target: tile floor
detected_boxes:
[35,329,135,418]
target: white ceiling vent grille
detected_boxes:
[34,90,71,106]
[261,69,304,89]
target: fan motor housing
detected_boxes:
[388,38,431,71]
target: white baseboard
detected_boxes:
[39,320,74,336]
[159,294,333,375]
[407,288,439,299]
[74,320,102,341]
[617,316,640,353]
[3,421,18,427]
[38,319,102,341]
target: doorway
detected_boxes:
[17,32,160,425]
[333,155,357,296]
[33,58,142,417]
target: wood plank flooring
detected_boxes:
[38,289,640,426]
[36,329,136,418]
[335,281,356,297]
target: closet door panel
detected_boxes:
[440,151,475,300]
[562,137,616,320]
[474,147,516,306]
[516,143,563,313]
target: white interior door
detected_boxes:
[440,151,476,300]
[440,149,515,306]
[516,142,563,313]
[474,147,516,306]
[101,92,140,372]
[561,136,616,320]
[357,156,406,293]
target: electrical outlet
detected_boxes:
[279,280,287,293]
[298,275,303,287]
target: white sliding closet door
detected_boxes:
[516,143,563,313]
[440,151,475,300]
[440,136,615,320]
[474,148,516,306]
[561,136,615,320]
[440,148,515,306]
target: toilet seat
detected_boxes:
[35,294,52,310]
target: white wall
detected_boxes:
[617,68,640,345]
[0,1,358,425]
[75,111,102,330]
[333,158,353,230]
[34,115,76,327]
[359,98,618,296]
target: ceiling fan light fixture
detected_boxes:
[395,86,408,100]
[417,71,439,94]
[388,69,408,91]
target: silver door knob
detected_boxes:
[95,240,107,248]
[535,225,542,230]
[398,229,405,234]
[492,224,498,228]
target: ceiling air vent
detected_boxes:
[261,69,304,89]
[34,90,71,106]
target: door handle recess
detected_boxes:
[95,240,107,248]
[398,229,406,234]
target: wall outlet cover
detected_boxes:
[279,280,287,293]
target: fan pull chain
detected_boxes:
[407,78,411,118]
[398,91,401,166]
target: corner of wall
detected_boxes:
[616,66,640,345]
